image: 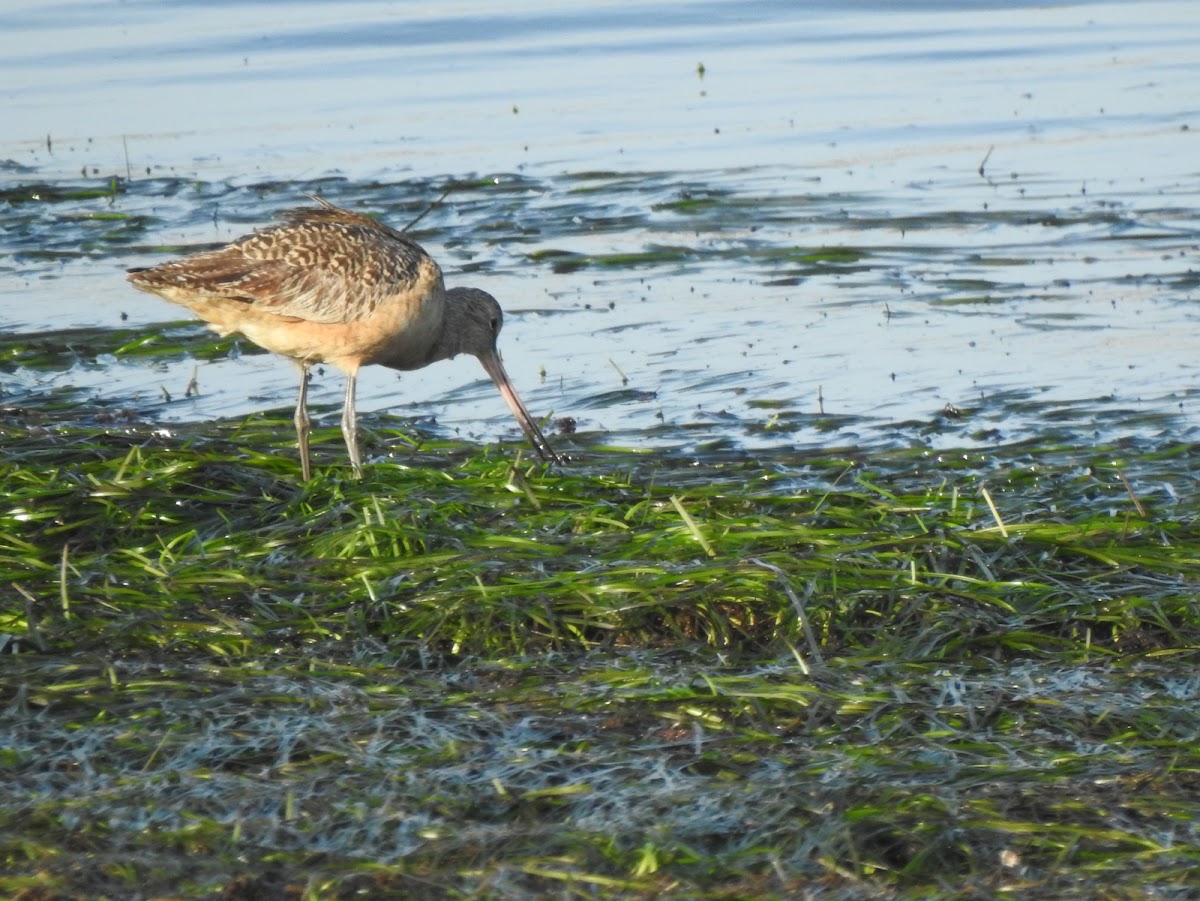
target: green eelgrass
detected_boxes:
[2,408,1198,899]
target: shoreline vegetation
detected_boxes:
[2,391,1198,898]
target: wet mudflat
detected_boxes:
[5,164,1198,457]
[3,0,1198,457]
[2,1,1199,898]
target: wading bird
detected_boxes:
[128,198,560,478]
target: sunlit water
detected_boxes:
[2,0,1198,455]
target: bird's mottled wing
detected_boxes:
[132,210,439,325]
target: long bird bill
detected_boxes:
[478,350,561,464]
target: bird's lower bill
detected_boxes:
[479,352,560,463]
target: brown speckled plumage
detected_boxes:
[129,197,559,478]
[129,200,440,329]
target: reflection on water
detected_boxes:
[1,0,1197,454]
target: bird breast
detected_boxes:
[230,275,448,373]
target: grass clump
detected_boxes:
[1,409,1199,899]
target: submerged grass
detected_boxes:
[0,320,250,372]
[2,405,1199,899]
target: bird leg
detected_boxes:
[341,369,363,478]
[294,364,312,481]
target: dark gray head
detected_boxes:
[442,287,504,361]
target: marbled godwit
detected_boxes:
[128,198,559,479]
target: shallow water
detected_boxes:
[2,0,1198,455]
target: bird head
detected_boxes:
[443,287,504,360]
